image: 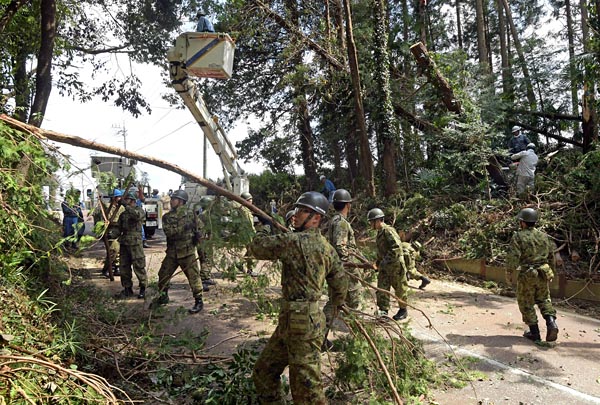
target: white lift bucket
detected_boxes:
[167,32,235,79]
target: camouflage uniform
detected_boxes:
[237,204,257,274]
[103,203,125,273]
[324,213,362,327]
[158,206,203,300]
[248,227,347,405]
[506,227,556,325]
[118,204,147,290]
[375,223,408,312]
[402,242,424,280]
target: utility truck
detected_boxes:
[166,32,249,196]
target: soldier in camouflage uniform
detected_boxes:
[506,208,559,342]
[192,196,216,291]
[285,210,295,230]
[402,241,431,289]
[236,191,258,277]
[116,192,148,299]
[152,190,204,314]
[368,208,409,321]
[323,189,364,349]
[248,191,347,405]
[101,189,125,277]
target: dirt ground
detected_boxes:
[74,227,600,404]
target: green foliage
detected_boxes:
[195,347,267,405]
[334,323,437,402]
[431,203,471,231]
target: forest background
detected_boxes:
[1,0,600,403]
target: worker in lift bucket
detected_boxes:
[196,10,215,33]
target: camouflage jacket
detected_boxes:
[327,213,359,263]
[506,227,555,271]
[401,242,417,272]
[248,228,348,305]
[162,206,203,258]
[376,223,406,270]
[118,205,145,245]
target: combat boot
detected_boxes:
[115,287,134,299]
[137,286,146,299]
[393,308,408,321]
[189,297,204,314]
[523,324,541,341]
[544,315,559,342]
[419,276,431,290]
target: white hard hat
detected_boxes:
[511,126,520,133]
[319,175,326,181]
[526,143,535,150]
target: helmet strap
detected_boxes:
[295,211,315,232]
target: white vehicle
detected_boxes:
[167,32,249,195]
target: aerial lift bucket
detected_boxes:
[167,32,235,79]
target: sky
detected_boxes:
[42,22,264,199]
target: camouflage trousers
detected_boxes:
[376,261,408,311]
[406,265,424,280]
[253,301,327,405]
[196,246,211,280]
[119,244,147,289]
[158,253,203,299]
[103,238,120,271]
[324,267,362,328]
[516,269,556,325]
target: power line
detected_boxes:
[133,121,195,152]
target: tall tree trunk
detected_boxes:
[417,0,427,45]
[580,0,598,151]
[342,0,375,196]
[475,0,490,73]
[29,0,56,127]
[500,0,537,109]
[373,0,397,196]
[13,43,30,122]
[285,0,318,188]
[565,0,580,135]
[496,0,512,99]
[455,0,463,50]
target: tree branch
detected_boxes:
[252,0,347,71]
[511,109,582,121]
[511,121,584,147]
[0,114,288,232]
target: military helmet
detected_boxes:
[294,191,329,216]
[124,191,137,200]
[199,195,214,208]
[367,208,385,221]
[241,191,253,201]
[332,189,352,203]
[285,210,295,222]
[526,142,536,150]
[171,189,189,203]
[517,208,538,223]
[112,189,123,198]
[511,126,520,133]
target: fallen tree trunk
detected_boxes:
[409,42,462,114]
[0,114,288,233]
[511,120,584,148]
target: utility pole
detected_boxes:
[112,123,128,187]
